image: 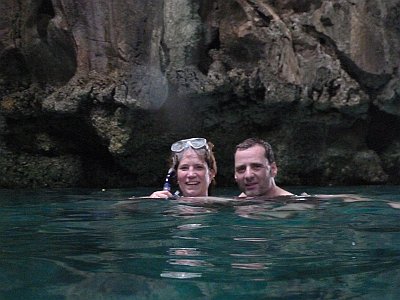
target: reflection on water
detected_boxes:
[1,187,400,299]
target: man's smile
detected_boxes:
[245,182,258,189]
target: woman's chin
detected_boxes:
[182,189,206,197]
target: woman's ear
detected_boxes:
[209,169,216,180]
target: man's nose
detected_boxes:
[244,167,254,177]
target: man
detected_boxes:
[234,138,293,198]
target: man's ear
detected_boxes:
[270,162,278,177]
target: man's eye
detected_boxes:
[236,167,245,173]
[252,164,267,171]
[179,166,189,171]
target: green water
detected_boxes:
[1,186,400,299]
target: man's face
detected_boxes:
[234,145,277,197]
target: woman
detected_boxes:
[149,138,217,198]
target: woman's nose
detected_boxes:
[187,168,196,177]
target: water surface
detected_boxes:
[1,186,400,299]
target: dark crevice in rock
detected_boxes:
[303,25,392,95]
[0,48,31,87]
[366,105,400,183]
[270,0,323,13]
[366,105,400,153]
[44,116,136,187]
[207,28,221,52]
[198,27,220,75]
[159,11,169,75]
[37,0,55,40]
[4,116,105,156]
[22,0,77,85]
[198,1,221,74]
[224,39,266,67]
[3,115,135,187]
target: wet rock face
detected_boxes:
[0,0,399,188]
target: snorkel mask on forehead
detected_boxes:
[170,138,209,153]
[171,138,210,170]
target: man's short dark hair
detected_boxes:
[235,138,275,163]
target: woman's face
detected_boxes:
[176,148,215,197]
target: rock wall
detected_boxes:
[0,0,399,188]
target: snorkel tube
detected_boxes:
[163,167,180,199]
[163,168,175,191]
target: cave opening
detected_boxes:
[366,105,400,153]
[3,115,136,188]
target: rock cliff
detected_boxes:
[1,0,399,188]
